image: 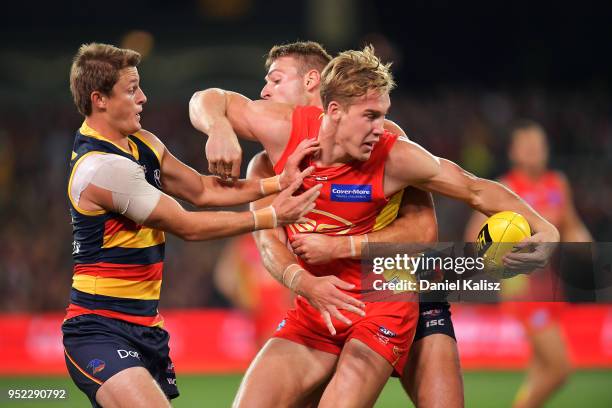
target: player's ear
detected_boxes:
[327,101,342,122]
[304,69,320,91]
[91,91,107,111]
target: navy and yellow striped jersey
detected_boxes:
[65,122,166,327]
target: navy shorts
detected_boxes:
[62,314,179,408]
[414,302,456,342]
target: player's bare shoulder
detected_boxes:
[133,129,166,161]
[386,136,440,184]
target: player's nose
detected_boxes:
[138,88,147,105]
[260,85,271,100]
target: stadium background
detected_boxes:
[1,0,611,406]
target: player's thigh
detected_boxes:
[96,366,170,408]
[234,338,337,408]
[319,338,394,408]
[403,333,464,408]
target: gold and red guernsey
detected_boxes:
[65,122,165,327]
[274,106,403,293]
[500,169,567,300]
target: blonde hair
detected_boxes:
[70,43,141,116]
[320,45,395,109]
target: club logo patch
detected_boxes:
[330,184,372,202]
[87,359,106,375]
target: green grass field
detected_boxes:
[1,371,611,407]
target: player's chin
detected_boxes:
[358,146,373,160]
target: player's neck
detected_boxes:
[515,166,547,180]
[308,93,323,109]
[85,116,130,151]
[315,117,351,166]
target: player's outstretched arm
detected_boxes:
[557,173,592,242]
[290,122,438,265]
[386,138,560,273]
[141,129,319,207]
[76,155,320,241]
[189,88,293,179]
[248,152,365,336]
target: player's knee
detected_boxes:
[553,357,572,386]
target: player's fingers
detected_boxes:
[300,166,316,178]
[231,157,241,180]
[337,293,366,312]
[321,311,336,336]
[329,275,356,291]
[298,184,323,203]
[328,305,352,326]
[338,303,365,317]
[221,162,233,180]
[208,160,218,176]
[285,177,304,195]
[299,203,316,218]
[512,240,536,252]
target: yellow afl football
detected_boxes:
[475,211,531,279]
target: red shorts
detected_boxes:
[503,302,566,334]
[273,296,418,375]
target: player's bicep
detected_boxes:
[385,138,440,195]
[228,96,293,158]
[159,148,206,203]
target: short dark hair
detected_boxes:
[70,43,141,116]
[265,41,332,74]
[510,119,547,138]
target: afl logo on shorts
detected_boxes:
[378,326,397,338]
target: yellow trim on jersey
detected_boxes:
[102,227,165,249]
[373,190,403,231]
[67,151,108,216]
[72,274,161,300]
[71,151,77,160]
[132,131,162,164]
[80,121,139,160]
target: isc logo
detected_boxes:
[425,319,445,328]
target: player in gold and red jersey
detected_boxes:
[465,120,592,408]
[191,46,559,407]
[63,43,319,408]
[210,42,460,405]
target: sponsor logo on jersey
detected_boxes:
[117,349,141,359]
[330,184,372,202]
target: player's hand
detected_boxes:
[291,233,345,265]
[272,177,322,225]
[205,131,242,182]
[502,228,560,275]
[295,273,366,336]
[279,139,320,189]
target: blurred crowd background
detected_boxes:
[0,0,610,312]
